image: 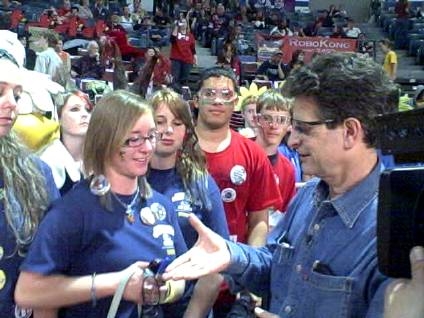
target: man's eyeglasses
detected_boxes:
[0,49,20,68]
[122,131,162,148]
[291,118,336,135]
[257,114,291,127]
[199,88,236,102]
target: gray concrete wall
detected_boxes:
[309,0,371,23]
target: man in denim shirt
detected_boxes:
[163,52,397,317]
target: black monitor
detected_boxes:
[376,108,424,278]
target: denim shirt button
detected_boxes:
[313,223,320,231]
[284,305,292,313]
[295,264,302,273]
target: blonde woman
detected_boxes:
[16,90,188,317]
[0,31,59,317]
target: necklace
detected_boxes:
[111,187,140,223]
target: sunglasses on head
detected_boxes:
[0,49,19,68]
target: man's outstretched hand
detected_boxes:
[162,214,231,281]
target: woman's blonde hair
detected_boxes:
[0,132,50,255]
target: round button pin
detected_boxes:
[221,188,236,203]
[230,165,247,185]
[140,207,156,225]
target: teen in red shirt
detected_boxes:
[170,18,196,90]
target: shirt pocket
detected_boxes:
[272,232,295,266]
[304,268,355,318]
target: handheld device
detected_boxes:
[147,257,172,275]
[377,166,424,278]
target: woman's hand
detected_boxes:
[121,261,148,304]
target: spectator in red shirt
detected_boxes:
[133,47,172,98]
[57,0,72,17]
[254,90,296,219]
[105,15,145,61]
[170,17,196,92]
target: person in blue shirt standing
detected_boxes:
[15,90,188,317]
[148,88,229,317]
[0,31,60,318]
[162,52,398,318]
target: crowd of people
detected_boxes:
[0,0,424,318]
[0,0,378,96]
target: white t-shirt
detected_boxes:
[344,27,361,38]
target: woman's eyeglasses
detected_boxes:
[122,131,162,148]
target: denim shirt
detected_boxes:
[225,162,391,317]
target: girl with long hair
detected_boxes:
[0,31,59,317]
[148,88,229,317]
[39,90,92,195]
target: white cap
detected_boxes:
[0,30,26,68]
[0,30,65,114]
[18,71,65,113]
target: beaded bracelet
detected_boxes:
[91,272,97,308]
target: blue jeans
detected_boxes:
[171,59,192,88]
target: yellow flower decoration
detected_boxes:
[235,82,268,111]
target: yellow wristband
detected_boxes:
[159,280,185,304]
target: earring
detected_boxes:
[90,174,110,196]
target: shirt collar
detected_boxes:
[313,161,381,228]
[177,33,187,39]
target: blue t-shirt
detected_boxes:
[278,143,302,183]
[0,158,60,317]
[20,180,188,318]
[148,168,229,248]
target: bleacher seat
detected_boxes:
[410,23,424,32]
[120,22,134,33]
[416,44,424,64]
[316,27,333,37]
[22,6,44,23]
[128,37,142,47]
[407,33,424,54]
[409,39,424,56]
[240,62,258,84]
[108,1,121,15]
[239,55,256,63]
[252,79,272,89]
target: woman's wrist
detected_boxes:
[91,272,97,307]
[92,272,121,300]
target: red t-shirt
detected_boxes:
[271,153,296,212]
[152,55,171,86]
[203,130,283,243]
[170,32,196,64]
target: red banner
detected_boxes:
[281,36,358,63]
